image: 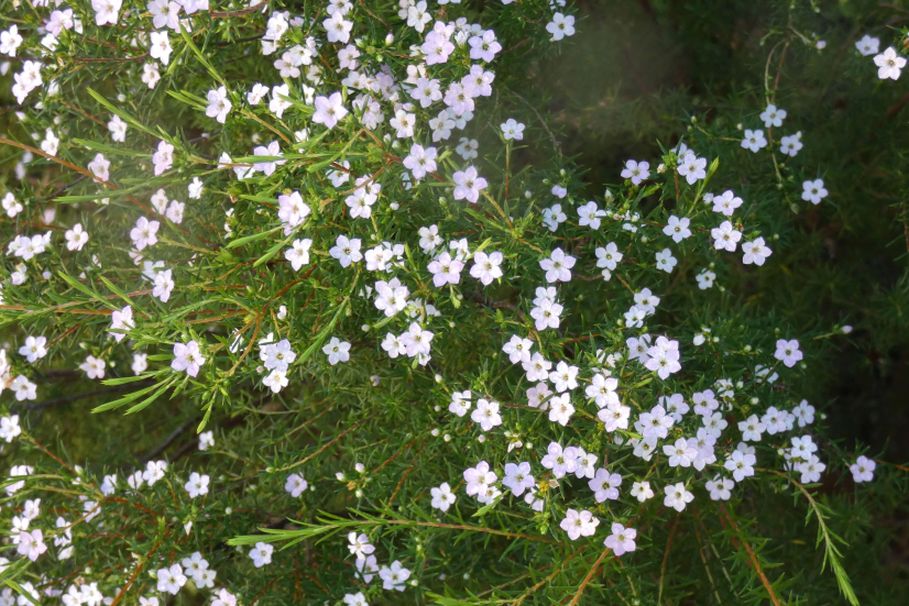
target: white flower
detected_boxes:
[559,508,599,540]
[79,355,106,380]
[374,278,409,318]
[12,60,42,104]
[269,83,292,117]
[849,455,876,483]
[463,460,498,501]
[711,189,743,216]
[663,482,694,512]
[198,431,214,451]
[542,203,567,231]
[469,29,502,62]
[345,176,380,219]
[774,338,803,367]
[0,415,22,443]
[741,128,767,153]
[577,201,606,230]
[655,248,678,273]
[759,103,787,128]
[779,131,803,157]
[249,542,274,568]
[130,216,160,250]
[329,235,362,267]
[801,178,828,205]
[855,35,880,57]
[141,62,161,89]
[153,269,175,303]
[663,437,697,468]
[422,21,455,65]
[156,563,187,595]
[205,86,232,123]
[539,247,576,283]
[181,551,214,588]
[663,215,691,243]
[621,159,650,185]
[644,336,681,379]
[1,25,23,56]
[403,143,438,180]
[469,251,503,286]
[723,450,756,482]
[428,252,464,287]
[313,92,348,129]
[40,128,59,156]
[143,459,167,485]
[152,140,174,175]
[260,339,296,372]
[379,560,411,591]
[430,482,456,511]
[16,529,46,561]
[530,299,562,331]
[64,223,89,251]
[502,462,534,497]
[706,476,734,501]
[741,237,772,266]
[540,441,578,479]
[603,523,637,556]
[711,220,741,252]
[546,12,576,41]
[285,472,309,497]
[149,31,173,66]
[92,0,122,26]
[149,0,181,29]
[2,192,22,217]
[323,337,351,365]
[172,340,206,377]
[284,238,313,271]
[471,398,502,432]
[107,113,128,142]
[630,481,654,502]
[588,468,622,502]
[184,472,210,498]
[277,191,312,234]
[502,335,533,365]
[188,177,204,199]
[343,592,368,606]
[88,153,110,182]
[452,166,488,203]
[19,336,48,364]
[406,1,431,32]
[595,242,623,273]
[677,151,707,184]
[500,118,525,141]
[347,532,374,559]
[874,47,906,80]
[323,10,353,43]
[262,368,288,392]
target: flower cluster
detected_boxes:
[0,2,894,605]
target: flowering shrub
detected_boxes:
[0,1,907,605]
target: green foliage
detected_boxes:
[0,1,907,605]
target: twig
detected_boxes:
[142,418,194,461]
[717,504,782,606]
[656,516,680,604]
[566,546,613,606]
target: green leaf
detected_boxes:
[92,380,162,413]
[124,380,175,415]
[86,88,160,140]
[225,225,283,249]
[179,24,226,86]
[57,271,119,311]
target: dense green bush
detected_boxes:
[1,1,907,604]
